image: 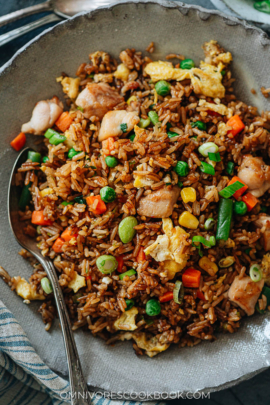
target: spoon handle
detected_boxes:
[40,258,91,405]
[0,1,52,27]
[0,14,61,47]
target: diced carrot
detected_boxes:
[196,290,206,301]
[136,246,146,263]
[61,227,78,242]
[227,176,248,199]
[10,132,26,151]
[159,291,174,303]
[85,274,92,280]
[227,115,245,137]
[31,211,53,226]
[52,238,65,253]
[86,195,107,215]
[116,255,124,273]
[242,192,259,212]
[102,137,115,156]
[182,268,201,288]
[55,112,73,132]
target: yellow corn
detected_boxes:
[127,95,137,105]
[179,211,199,229]
[40,187,54,197]
[181,187,196,203]
[199,256,218,275]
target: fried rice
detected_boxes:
[3,39,270,357]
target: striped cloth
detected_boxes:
[0,300,159,405]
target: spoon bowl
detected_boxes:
[53,0,113,18]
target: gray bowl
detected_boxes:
[1,0,270,397]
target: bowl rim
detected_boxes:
[1,0,270,395]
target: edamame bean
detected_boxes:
[118,216,138,243]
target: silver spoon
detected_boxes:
[8,147,91,405]
[0,0,112,47]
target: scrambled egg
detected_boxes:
[68,272,86,293]
[203,40,233,66]
[144,60,226,98]
[132,333,170,357]
[144,218,190,272]
[134,163,155,188]
[217,122,228,137]
[198,99,232,117]
[114,307,138,331]
[162,260,184,280]
[113,63,130,81]
[59,77,80,100]
[262,253,270,285]
[64,130,76,149]
[40,187,54,198]
[14,277,45,301]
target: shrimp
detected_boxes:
[21,97,63,135]
[237,155,270,198]
[98,110,139,141]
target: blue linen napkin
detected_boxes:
[0,300,160,405]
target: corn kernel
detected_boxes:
[40,187,54,197]
[179,211,199,229]
[199,256,218,275]
[127,95,137,105]
[181,187,196,203]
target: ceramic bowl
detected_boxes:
[1,0,270,397]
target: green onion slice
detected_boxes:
[199,161,215,176]
[41,277,53,294]
[198,142,218,157]
[219,181,245,199]
[250,264,263,282]
[204,218,216,230]
[119,269,137,280]
[173,281,184,305]
[208,152,221,162]
[219,256,235,268]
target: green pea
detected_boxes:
[125,299,135,311]
[138,117,151,128]
[68,148,81,159]
[233,201,247,216]
[42,156,49,163]
[173,161,189,177]
[180,59,195,70]
[96,255,118,274]
[148,111,159,125]
[118,216,138,244]
[146,299,161,316]
[221,70,226,76]
[100,186,116,203]
[41,277,53,294]
[105,156,118,168]
[191,121,207,131]
[155,80,171,96]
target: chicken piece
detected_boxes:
[144,218,190,272]
[137,186,180,218]
[228,275,264,316]
[253,214,270,251]
[75,82,124,119]
[21,97,63,135]
[98,110,139,141]
[238,155,270,198]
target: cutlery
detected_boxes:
[8,147,91,405]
